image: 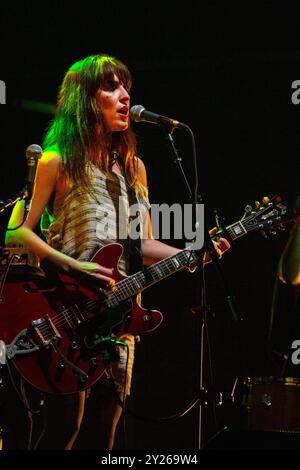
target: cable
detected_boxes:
[4,361,45,450]
[0,253,19,301]
[5,361,43,415]
[20,379,34,449]
[32,400,47,450]
[114,385,215,424]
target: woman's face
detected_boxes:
[96,74,130,132]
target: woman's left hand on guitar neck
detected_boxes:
[204,227,231,264]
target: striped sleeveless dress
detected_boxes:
[41,164,150,395]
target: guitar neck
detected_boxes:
[108,219,255,307]
[106,249,198,306]
[223,221,248,241]
[106,200,287,307]
[222,199,288,241]
[143,249,197,287]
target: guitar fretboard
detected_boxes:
[225,221,247,240]
[104,200,286,308]
[106,249,197,308]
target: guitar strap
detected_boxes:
[126,186,143,275]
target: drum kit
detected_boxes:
[231,375,300,433]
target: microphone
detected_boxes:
[130,105,187,129]
[24,144,43,213]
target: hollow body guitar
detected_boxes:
[0,244,196,394]
[0,197,287,394]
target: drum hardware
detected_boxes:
[261,393,272,408]
[232,376,300,432]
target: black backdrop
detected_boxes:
[0,3,299,449]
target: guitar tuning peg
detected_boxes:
[262,196,271,204]
[255,201,261,208]
[242,204,253,220]
[274,194,282,204]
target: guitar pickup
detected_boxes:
[31,315,62,347]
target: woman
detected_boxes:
[6,54,229,449]
[268,192,300,377]
[278,193,300,286]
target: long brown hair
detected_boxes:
[43,54,140,192]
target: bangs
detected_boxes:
[66,55,132,94]
[99,58,132,92]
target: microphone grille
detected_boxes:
[130,105,145,122]
[26,144,43,160]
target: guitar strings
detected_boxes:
[36,250,197,337]
[39,205,278,334]
[37,205,281,340]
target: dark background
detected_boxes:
[0,2,299,449]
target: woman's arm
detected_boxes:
[137,159,230,265]
[278,215,300,286]
[5,152,114,282]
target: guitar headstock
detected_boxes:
[215,195,291,242]
[240,195,288,238]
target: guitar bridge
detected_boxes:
[31,315,62,347]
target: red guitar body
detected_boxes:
[0,196,288,395]
[0,244,162,394]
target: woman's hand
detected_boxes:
[67,258,115,286]
[212,236,231,258]
[204,227,231,263]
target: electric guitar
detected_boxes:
[0,197,288,394]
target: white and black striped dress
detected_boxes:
[41,164,150,395]
[41,165,150,275]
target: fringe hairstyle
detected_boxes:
[43,54,146,195]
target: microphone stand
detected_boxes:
[0,192,27,215]
[164,125,242,449]
[0,187,31,264]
